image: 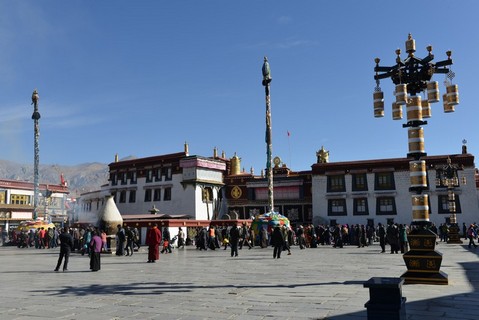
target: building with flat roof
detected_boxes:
[0,178,70,230]
[311,151,478,227]
[77,143,479,230]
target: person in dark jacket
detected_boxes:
[377,223,386,253]
[271,225,286,259]
[386,223,400,254]
[54,228,74,272]
[229,225,240,257]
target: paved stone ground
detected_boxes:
[0,241,478,320]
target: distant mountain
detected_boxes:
[0,159,109,197]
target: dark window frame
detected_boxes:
[374,172,395,190]
[153,189,161,201]
[164,187,172,201]
[144,189,152,202]
[128,190,136,203]
[353,198,369,215]
[376,196,397,215]
[327,198,347,216]
[352,173,368,191]
[327,175,346,192]
[119,190,126,203]
[437,194,462,214]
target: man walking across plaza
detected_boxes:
[54,228,73,272]
[271,225,286,259]
[125,226,134,256]
[146,223,162,263]
[229,225,240,257]
[377,223,386,253]
[116,224,126,256]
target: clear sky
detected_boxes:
[1,1,478,174]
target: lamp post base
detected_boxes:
[401,229,448,285]
[447,223,463,244]
[400,270,448,285]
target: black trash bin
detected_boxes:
[363,277,406,320]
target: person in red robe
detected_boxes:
[146,223,162,263]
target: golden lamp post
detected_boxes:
[373,34,461,285]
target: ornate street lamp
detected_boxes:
[373,34,460,285]
[436,157,465,244]
[31,90,41,220]
[262,57,274,213]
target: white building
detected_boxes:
[77,146,228,222]
[311,152,478,227]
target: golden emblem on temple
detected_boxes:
[231,186,242,199]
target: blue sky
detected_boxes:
[1,1,478,174]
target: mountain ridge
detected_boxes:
[0,159,110,197]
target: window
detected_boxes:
[328,199,347,216]
[119,190,126,203]
[153,189,161,201]
[146,169,153,183]
[144,189,152,202]
[129,190,136,203]
[165,167,172,181]
[111,173,117,186]
[10,194,30,205]
[155,168,162,182]
[375,172,395,190]
[353,198,369,215]
[376,197,397,215]
[120,172,127,185]
[0,191,6,204]
[164,187,172,201]
[112,192,117,203]
[352,173,368,191]
[438,194,461,214]
[327,175,345,192]
[130,171,137,184]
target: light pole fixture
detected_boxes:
[373,34,460,285]
[262,56,274,214]
[31,89,41,220]
[436,157,465,244]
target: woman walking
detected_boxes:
[90,230,102,271]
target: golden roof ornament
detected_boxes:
[316,146,329,163]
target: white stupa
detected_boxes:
[98,195,123,236]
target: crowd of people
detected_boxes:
[3,220,478,272]
[188,221,479,257]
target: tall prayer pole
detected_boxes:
[31,90,40,220]
[262,57,274,213]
